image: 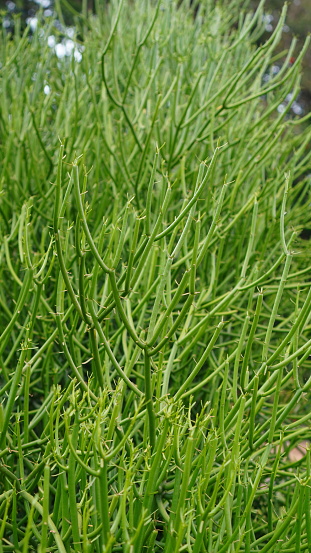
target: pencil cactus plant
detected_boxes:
[0,0,311,551]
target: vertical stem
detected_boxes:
[144,351,156,450]
[40,463,50,553]
[99,459,110,545]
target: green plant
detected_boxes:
[0,0,311,551]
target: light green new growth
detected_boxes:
[0,0,311,551]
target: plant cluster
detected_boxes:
[0,0,311,551]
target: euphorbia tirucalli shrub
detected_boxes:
[0,0,311,551]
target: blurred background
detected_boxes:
[257,0,311,110]
[0,0,310,109]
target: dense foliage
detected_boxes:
[0,1,311,551]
